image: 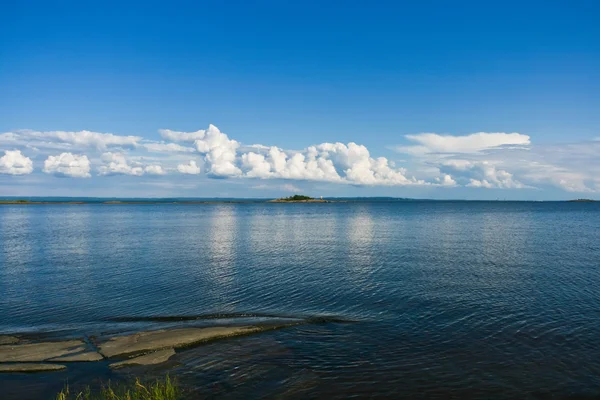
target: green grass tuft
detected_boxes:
[55,375,179,400]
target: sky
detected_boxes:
[0,0,599,200]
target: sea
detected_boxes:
[1,200,599,399]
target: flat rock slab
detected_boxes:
[110,348,176,369]
[0,363,66,372]
[0,340,96,362]
[0,336,19,345]
[48,350,104,362]
[98,326,263,358]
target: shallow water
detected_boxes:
[1,202,600,399]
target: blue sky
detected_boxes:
[1,0,598,199]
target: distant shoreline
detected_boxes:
[0,198,597,205]
[268,199,330,203]
[0,200,262,205]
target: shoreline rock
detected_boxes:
[98,326,264,358]
[109,348,176,369]
[0,317,325,373]
[47,350,104,362]
[0,340,102,363]
[0,336,19,345]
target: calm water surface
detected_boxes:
[1,202,600,399]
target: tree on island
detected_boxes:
[280,194,314,201]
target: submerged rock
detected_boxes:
[0,340,101,362]
[98,326,265,358]
[0,363,66,372]
[109,348,176,369]
[0,336,19,345]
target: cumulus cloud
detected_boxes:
[440,159,526,189]
[435,174,457,186]
[0,150,33,175]
[164,124,428,186]
[239,142,427,186]
[395,132,530,155]
[161,125,241,177]
[144,165,167,175]
[98,152,144,176]
[43,153,91,178]
[193,125,241,177]
[6,123,598,195]
[177,160,201,175]
[97,153,167,177]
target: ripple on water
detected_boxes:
[1,202,600,398]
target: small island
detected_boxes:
[567,199,598,202]
[268,194,329,203]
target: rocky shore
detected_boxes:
[0,320,306,372]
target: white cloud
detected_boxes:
[177,160,201,175]
[440,159,526,189]
[43,153,91,178]
[0,150,33,175]
[4,129,141,150]
[435,174,457,186]
[0,133,20,144]
[193,125,241,177]
[429,140,600,193]
[144,165,167,175]
[396,132,530,155]
[159,129,208,143]
[97,153,167,177]
[159,126,244,176]
[163,125,437,186]
[141,142,195,153]
[5,123,598,195]
[98,152,144,176]
[239,142,426,186]
[518,160,594,193]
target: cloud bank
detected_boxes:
[1,125,598,194]
[162,125,426,186]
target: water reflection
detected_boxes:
[346,206,376,289]
[206,205,237,310]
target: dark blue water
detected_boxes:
[1,202,600,399]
